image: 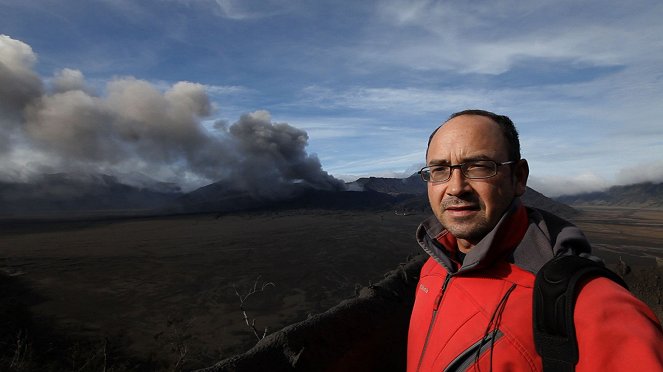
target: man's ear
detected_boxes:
[514,159,529,196]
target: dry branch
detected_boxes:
[233,275,275,341]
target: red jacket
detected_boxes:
[408,201,663,371]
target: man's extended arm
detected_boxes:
[574,277,663,371]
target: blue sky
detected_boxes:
[1,0,662,196]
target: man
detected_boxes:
[407,109,663,371]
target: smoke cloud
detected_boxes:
[0,35,343,196]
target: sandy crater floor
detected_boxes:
[1,206,661,368]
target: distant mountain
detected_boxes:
[347,174,425,195]
[0,172,579,220]
[0,173,182,217]
[522,187,578,218]
[555,182,663,207]
[170,180,260,214]
[348,174,578,219]
[169,179,408,214]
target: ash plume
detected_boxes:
[0,35,343,197]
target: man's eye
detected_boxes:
[466,163,489,170]
[430,166,449,173]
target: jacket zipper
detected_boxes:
[415,274,452,372]
[444,330,504,372]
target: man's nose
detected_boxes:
[445,168,471,196]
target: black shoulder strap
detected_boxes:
[533,255,628,372]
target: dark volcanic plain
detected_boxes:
[569,206,663,321]
[1,210,424,369]
[1,206,662,370]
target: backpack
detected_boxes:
[533,254,628,372]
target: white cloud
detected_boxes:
[615,160,663,185]
[209,0,297,20]
[529,160,663,197]
[0,34,38,70]
[300,85,497,114]
[528,173,610,197]
[324,150,423,178]
[204,84,248,95]
[293,117,367,140]
[360,0,663,75]
[50,68,92,94]
[295,70,663,188]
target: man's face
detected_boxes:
[426,115,528,248]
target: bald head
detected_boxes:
[426,109,521,162]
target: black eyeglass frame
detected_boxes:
[418,160,518,183]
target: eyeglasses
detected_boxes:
[419,160,517,183]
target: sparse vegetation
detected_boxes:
[233,276,275,341]
[8,330,30,371]
[0,210,424,369]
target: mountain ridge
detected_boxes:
[554,181,663,208]
[0,172,630,219]
[0,173,182,217]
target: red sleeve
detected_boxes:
[574,277,663,371]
